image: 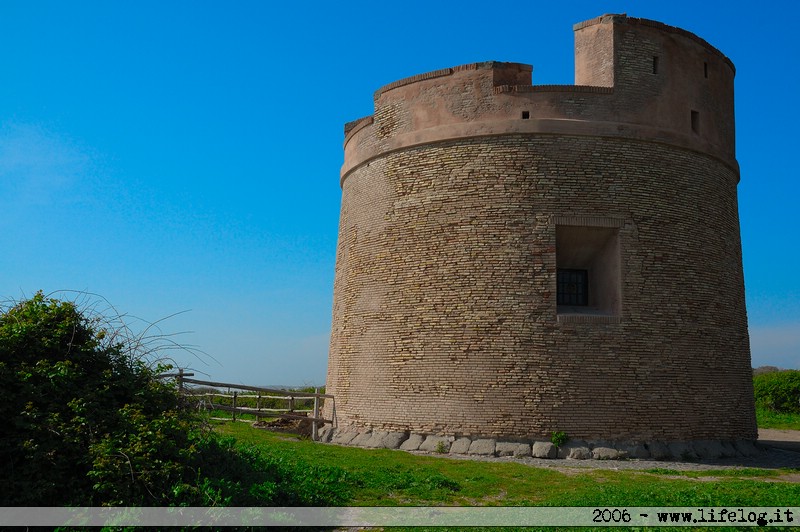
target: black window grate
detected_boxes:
[557,269,588,306]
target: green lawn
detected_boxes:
[212,421,799,510]
[756,406,800,430]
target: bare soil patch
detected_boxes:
[253,415,313,437]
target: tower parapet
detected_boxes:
[343,15,736,182]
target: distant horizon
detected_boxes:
[9,283,793,390]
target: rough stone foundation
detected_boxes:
[318,426,763,461]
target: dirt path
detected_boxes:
[759,428,800,452]
[442,447,800,473]
[419,430,800,476]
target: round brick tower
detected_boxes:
[324,15,757,453]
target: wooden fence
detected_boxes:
[161,369,335,441]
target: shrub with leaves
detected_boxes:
[0,292,161,504]
[753,369,800,414]
[0,292,348,507]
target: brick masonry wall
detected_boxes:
[326,134,755,442]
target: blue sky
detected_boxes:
[1,1,798,386]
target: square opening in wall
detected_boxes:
[556,225,621,316]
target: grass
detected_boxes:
[756,406,800,430]
[212,420,800,510]
[200,382,800,529]
[643,467,780,478]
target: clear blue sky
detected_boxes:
[1,1,798,386]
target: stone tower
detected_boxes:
[323,15,756,454]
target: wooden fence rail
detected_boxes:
[161,369,335,440]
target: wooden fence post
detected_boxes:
[177,368,184,394]
[232,391,238,422]
[312,387,320,441]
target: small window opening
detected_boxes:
[704,61,708,78]
[652,56,659,74]
[691,110,700,133]
[556,224,622,317]
[521,111,530,119]
[557,269,588,306]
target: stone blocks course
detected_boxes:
[399,433,425,451]
[325,428,757,463]
[450,437,472,454]
[467,439,496,456]
[496,442,531,457]
[419,436,451,453]
[532,441,557,459]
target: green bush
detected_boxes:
[0,292,164,504]
[753,370,800,414]
[0,292,348,507]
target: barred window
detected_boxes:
[557,269,589,306]
[555,220,622,318]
